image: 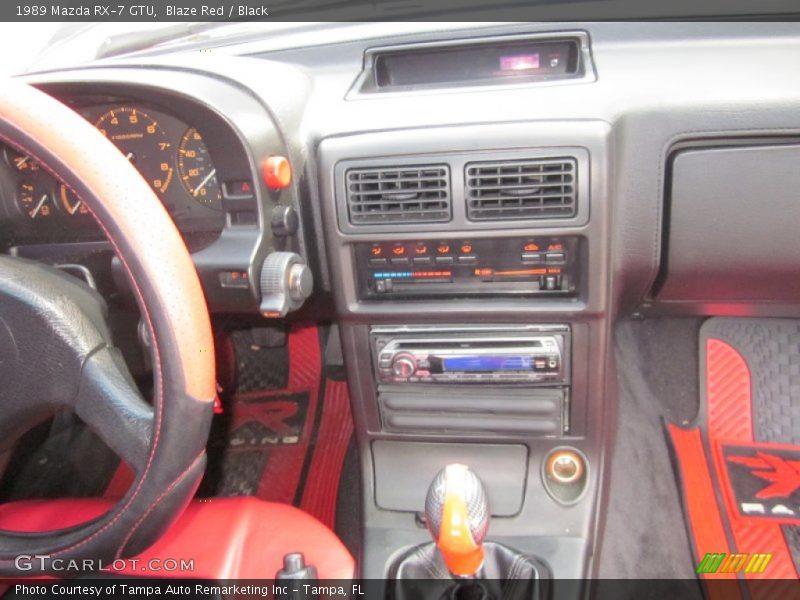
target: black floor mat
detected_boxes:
[199,390,311,497]
[230,328,289,393]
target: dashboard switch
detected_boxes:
[271,205,299,237]
[521,252,543,265]
[262,155,292,190]
[543,275,559,291]
[260,252,313,317]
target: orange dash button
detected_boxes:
[261,155,292,190]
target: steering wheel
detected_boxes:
[0,79,216,576]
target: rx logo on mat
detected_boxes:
[720,443,800,523]
[696,553,772,575]
[728,452,800,499]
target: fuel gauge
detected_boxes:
[58,184,90,217]
[17,181,53,220]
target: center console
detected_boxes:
[317,119,613,585]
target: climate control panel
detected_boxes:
[355,236,580,300]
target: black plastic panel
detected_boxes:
[378,386,566,436]
[375,39,579,88]
[372,441,528,516]
[659,144,800,302]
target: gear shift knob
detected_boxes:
[425,464,490,577]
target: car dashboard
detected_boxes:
[4,21,800,581]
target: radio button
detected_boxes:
[391,353,417,378]
[521,252,543,265]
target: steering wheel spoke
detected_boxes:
[74,346,153,473]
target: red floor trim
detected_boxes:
[667,424,737,583]
[300,379,354,528]
[255,324,321,504]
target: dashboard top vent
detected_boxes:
[466,158,577,221]
[346,165,451,225]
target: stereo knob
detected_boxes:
[259,252,313,318]
[392,354,417,379]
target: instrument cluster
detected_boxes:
[0,102,225,241]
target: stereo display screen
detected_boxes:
[443,355,533,372]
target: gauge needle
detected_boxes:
[193,169,217,197]
[69,200,83,215]
[14,156,29,169]
[30,194,48,218]
[125,152,134,161]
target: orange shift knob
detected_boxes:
[425,464,489,577]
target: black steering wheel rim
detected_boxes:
[0,78,216,576]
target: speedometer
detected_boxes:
[94,107,173,195]
[177,128,222,210]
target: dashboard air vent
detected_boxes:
[465,158,577,221]
[346,165,451,225]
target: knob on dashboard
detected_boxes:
[391,353,417,378]
[259,252,313,318]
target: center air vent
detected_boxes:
[465,158,577,221]
[346,165,451,225]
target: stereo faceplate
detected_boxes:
[370,324,570,385]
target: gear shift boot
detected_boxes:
[389,541,549,600]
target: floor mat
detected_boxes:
[668,318,800,592]
[200,324,353,529]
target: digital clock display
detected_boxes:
[500,54,541,71]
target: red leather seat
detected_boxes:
[0,497,354,579]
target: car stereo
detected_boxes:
[355,236,579,300]
[370,324,569,385]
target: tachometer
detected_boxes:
[177,128,222,209]
[17,180,53,220]
[94,107,173,195]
